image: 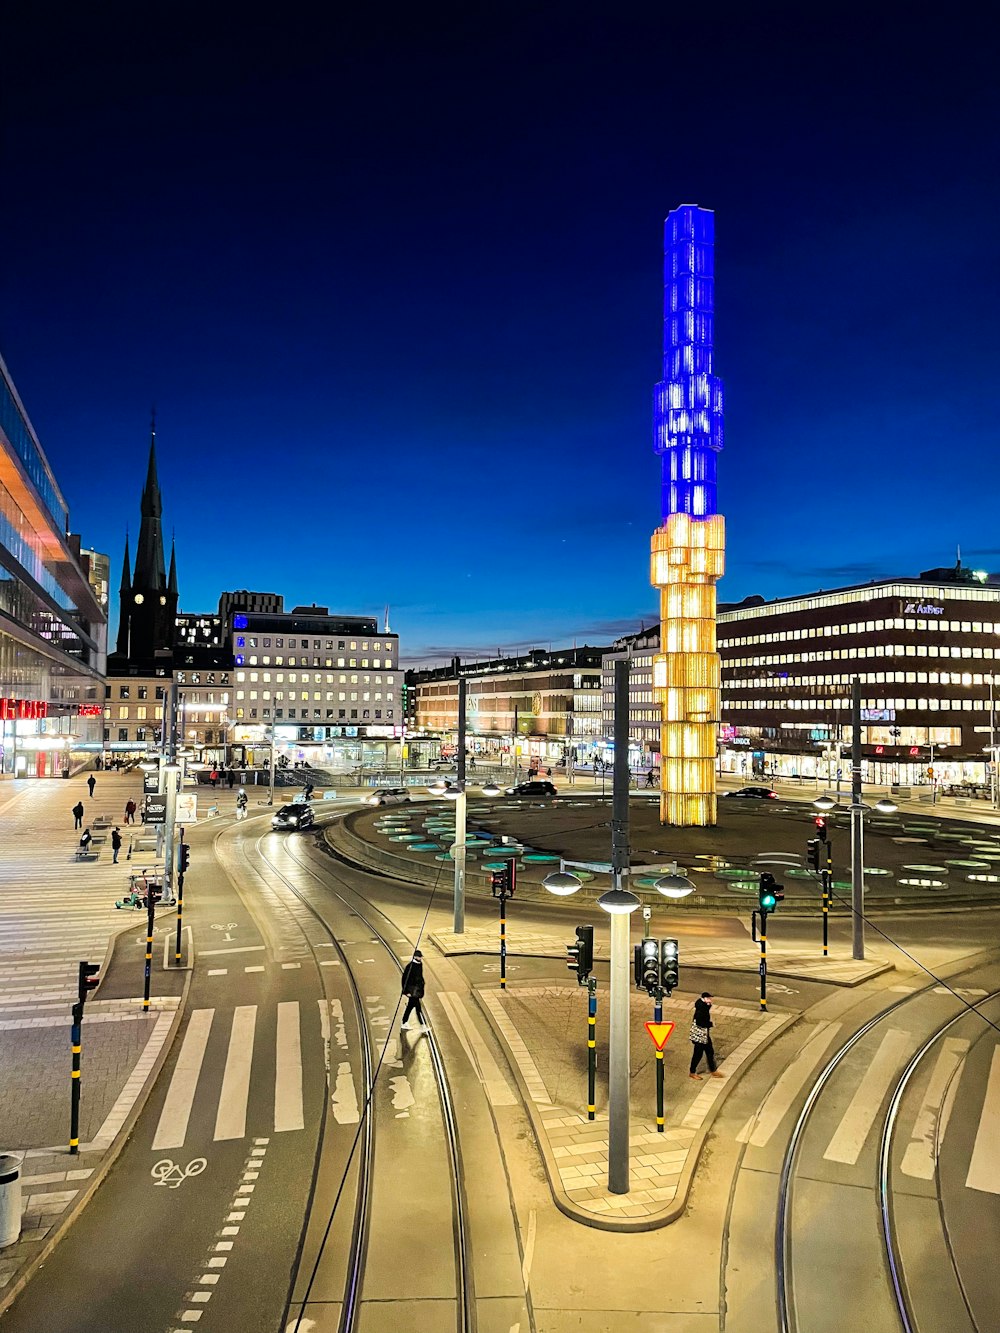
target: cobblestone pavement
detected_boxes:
[477,984,790,1227]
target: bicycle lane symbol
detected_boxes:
[151,1158,207,1188]
[211,922,239,942]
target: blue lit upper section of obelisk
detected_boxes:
[652,205,724,520]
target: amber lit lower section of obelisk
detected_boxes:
[650,206,725,826]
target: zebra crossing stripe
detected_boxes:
[900,1037,969,1179]
[215,1007,257,1141]
[153,1010,215,1150]
[823,1028,911,1165]
[275,1002,304,1131]
[966,1046,1000,1194]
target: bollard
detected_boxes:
[0,1156,22,1248]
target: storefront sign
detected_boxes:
[862,708,896,722]
[901,600,944,616]
[0,698,47,719]
[144,795,167,825]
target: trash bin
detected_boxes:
[0,1155,21,1247]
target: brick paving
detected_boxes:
[478,984,789,1227]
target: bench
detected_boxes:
[93,814,113,829]
[75,848,99,861]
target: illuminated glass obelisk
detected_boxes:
[650,205,725,826]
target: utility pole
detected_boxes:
[850,675,865,960]
[453,677,467,934]
[608,657,631,1194]
[267,709,277,805]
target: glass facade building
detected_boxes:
[0,354,106,776]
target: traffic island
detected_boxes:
[472,982,792,1229]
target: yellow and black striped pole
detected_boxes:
[587,976,597,1120]
[654,989,665,1132]
[759,910,768,1011]
[143,881,155,1012]
[499,888,507,990]
[69,1002,82,1154]
[822,841,832,957]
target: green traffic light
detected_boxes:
[761,893,776,910]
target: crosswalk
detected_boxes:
[152,1003,308,1150]
[737,1022,1000,1195]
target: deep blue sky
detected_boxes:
[4,3,998,664]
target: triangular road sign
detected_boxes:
[644,1020,675,1051]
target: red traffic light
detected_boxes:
[78,960,100,1004]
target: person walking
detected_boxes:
[209,769,218,788]
[72,800,85,829]
[87,773,97,798]
[645,769,656,788]
[124,798,137,825]
[689,992,723,1080]
[227,769,235,789]
[400,949,428,1030]
[111,826,123,864]
[236,789,248,821]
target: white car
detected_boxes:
[366,787,411,807]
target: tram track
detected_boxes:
[220,814,473,1333]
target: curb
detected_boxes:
[471,983,795,1231]
[0,959,192,1317]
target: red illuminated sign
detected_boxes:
[0,698,48,720]
[77,705,103,717]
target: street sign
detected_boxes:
[144,795,167,825]
[644,1020,675,1051]
[143,770,160,794]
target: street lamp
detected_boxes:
[813,791,895,960]
[653,865,696,899]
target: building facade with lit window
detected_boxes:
[718,565,1000,789]
[599,628,663,773]
[230,606,401,770]
[407,647,606,768]
[0,353,106,776]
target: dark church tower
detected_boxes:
[110,424,178,670]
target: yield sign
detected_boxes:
[644,1021,675,1051]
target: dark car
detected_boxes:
[724,786,778,800]
[506,780,558,798]
[271,802,316,830]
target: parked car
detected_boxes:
[506,780,558,798]
[366,787,411,806]
[271,803,316,830]
[724,786,778,800]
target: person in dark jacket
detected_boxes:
[689,992,723,1079]
[87,774,97,798]
[78,827,93,853]
[111,827,123,864]
[400,949,428,1030]
[72,800,85,829]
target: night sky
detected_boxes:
[4,4,998,663]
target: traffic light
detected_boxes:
[806,838,821,871]
[759,872,784,912]
[661,938,679,992]
[178,842,191,874]
[567,925,594,983]
[78,960,99,1005]
[814,815,829,842]
[635,938,660,993]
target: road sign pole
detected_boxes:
[175,827,185,966]
[654,988,665,1133]
[69,1002,82,1154]
[822,839,832,958]
[759,910,768,1012]
[587,976,597,1121]
[499,886,507,990]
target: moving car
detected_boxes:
[271,803,316,830]
[366,787,411,807]
[724,786,778,800]
[506,780,558,798]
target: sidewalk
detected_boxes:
[474,983,792,1229]
[0,776,187,1307]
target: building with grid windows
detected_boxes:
[229,605,401,770]
[599,628,663,774]
[718,564,1000,789]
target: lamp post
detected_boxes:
[814,788,895,961]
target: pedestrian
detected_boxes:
[645,769,656,788]
[689,992,723,1080]
[111,826,122,864]
[400,949,428,1030]
[87,773,97,798]
[72,800,85,829]
[78,827,93,853]
[210,769,218,788]
[124,798,137,825]
[304,782,314,801]
[227,769,235,788]
[236,790,248,821]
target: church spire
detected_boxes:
[168,536,178,597]
[133,415,167,591]
[115,532,131,657]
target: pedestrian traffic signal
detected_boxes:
[78,960,99,1005]
[178,842,191,874]
[806,838,821,871]
[567,924,594,983]
[814,815,829,842]
[661,938,679,992]
[758,872,784,912]
[635,938,660,993]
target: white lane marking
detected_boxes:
[153,1010,214,1150]
[214,1007,256,1141]
[966,1045,1000,1194]
[901,1037,969,1179]
[736,1022,842,1147]
[281,962,301,970]
[332,1061,360,1124]
[329,999,347,1050]
[207,970,227,977]
[244,966,265,974]
[824,1028,911,1165]
[275,1002,304,1132]
[520,1207,536,1290]
[389,1075,415,1117]
[199,946,266,957]
[438,991,517,1106]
